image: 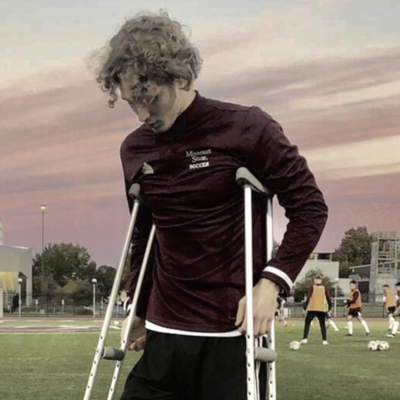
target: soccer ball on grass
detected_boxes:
[377,341,389,351]
[289,341,301,351]
[367,341,378,351]
[367,340,389,351]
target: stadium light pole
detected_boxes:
[18,277,23,317]
[334,277,340,317]
[91,278,97,318]
[40,204,46,309]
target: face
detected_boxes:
[314,279,322,285]
[349,283,355,290]
[119,72,183,133]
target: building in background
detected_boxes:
[0,216,33,308]
[349,231,400,302]
[290,252,350,299]
[295,252,339,282]
[369,231,399,302]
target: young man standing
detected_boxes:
[93,11,328,400]
[301,276,331,345]
[383,284,397,334]
[387,282,400,338]
[344,280,370,337]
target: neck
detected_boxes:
[177,89,196,116]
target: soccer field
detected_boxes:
[0,319,397,400]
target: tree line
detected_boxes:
[32,243,130,306]
[30,226,373,305]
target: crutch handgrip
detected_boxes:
[235,167,273,197]
[255,347,277,363]
[101,347,126,361]
[129,183,141,200]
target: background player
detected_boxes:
[275,296,289,328]
[301,276,331,345]
[383,284,397,334]
[344,280,370,337]
[387,282,400,338]
[325,299,339,332]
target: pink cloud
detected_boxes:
[2,27,400,266]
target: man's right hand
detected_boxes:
[121,316,146,351]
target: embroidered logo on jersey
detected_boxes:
[141,162,154,175]
[186,149,211,170]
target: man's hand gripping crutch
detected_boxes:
[235,167,278,400]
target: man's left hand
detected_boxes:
[235,278,280,336]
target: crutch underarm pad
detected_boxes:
[235,167,273,197]
[101,347,126,361]
[129,183,141,200]
[255,347,277,363]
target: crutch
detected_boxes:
[236,167,277,400]
[84,183,155,400]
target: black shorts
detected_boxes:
[348,308,362,318]
[120,330,267,400]
[386,307,396,315]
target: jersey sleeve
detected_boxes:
[242,107,329,294]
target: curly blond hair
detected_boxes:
[92,11,203,108]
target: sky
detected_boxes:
[1,0,400,268]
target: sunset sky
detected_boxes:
[1,0,400,268]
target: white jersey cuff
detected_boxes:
[263,266,293,289]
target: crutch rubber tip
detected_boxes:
[255,348,277,363]
[101,347,126,361]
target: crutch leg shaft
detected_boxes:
[106,224,156,400]
[236,168,277,400]
[83,183,154,400]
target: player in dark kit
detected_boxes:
[92,11,328,400]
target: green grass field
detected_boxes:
[0,319,398,400]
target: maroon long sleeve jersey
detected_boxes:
[120,91,328,333]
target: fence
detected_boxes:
[1,292,126,318]
[284,302,389,319]
[2,294,390,319]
